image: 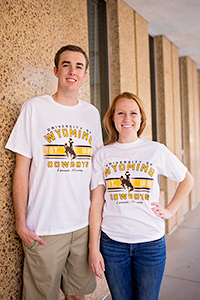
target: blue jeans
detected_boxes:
[100,231,166,300]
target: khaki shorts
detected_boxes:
[22,226,96,300]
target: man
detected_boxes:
[6,45,103,300]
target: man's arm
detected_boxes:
[89,185,105,278]
[13,153,46,246]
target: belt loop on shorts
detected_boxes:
[71,231,74,244]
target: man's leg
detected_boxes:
[62,226,96,298]
[23,234,72,300]
[65,296,85,300]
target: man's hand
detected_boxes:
[17,226,46,246]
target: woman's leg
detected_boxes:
[131,236,166,300]
[100,231,133,300]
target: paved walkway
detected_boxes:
[105,202,200,300]
[159,202,200,300]
[59,202,200,300]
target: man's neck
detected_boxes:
[52,91,79,106]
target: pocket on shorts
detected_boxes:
[23,240,40,250]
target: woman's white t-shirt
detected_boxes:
[92,138,187,243]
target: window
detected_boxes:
[87,0,110,139]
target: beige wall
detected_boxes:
[198,70,200,143]
[1,0,200,298]
[0,0,92,299]
[180,57,200,209]
[107,0,152,140]
[155,35,184,232]
[154,37,200,233]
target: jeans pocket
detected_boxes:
[100,231,112,242]
[148,235,165,245]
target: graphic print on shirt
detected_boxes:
[105,160,154,205]
[64,138,77,159]
[43,125,93,172]
[120,171,134,192]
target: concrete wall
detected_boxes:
[155,36,183,233]
[107,0,152,139]
[180,57,200,210]
[1,0,93,299]
[155,36,200,233]
[198,70,200,143]
[1,0,200,298]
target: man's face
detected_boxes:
[54,50,87,93]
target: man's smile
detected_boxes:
[66,78,77,82]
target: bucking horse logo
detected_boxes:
[64,138,76,159]
[120,171,134,192]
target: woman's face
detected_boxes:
[113,97,142,143]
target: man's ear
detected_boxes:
[53,66,58,77]
[83,71,87,80]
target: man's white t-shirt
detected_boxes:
[92,138,187,243]
[6,95,103,235]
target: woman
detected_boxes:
[89,92,194,300]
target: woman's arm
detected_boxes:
[89,185,105,278]
[151,170,194,219]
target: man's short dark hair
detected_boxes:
[54,45,89,71]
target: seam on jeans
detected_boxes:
[130,244,138,256]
